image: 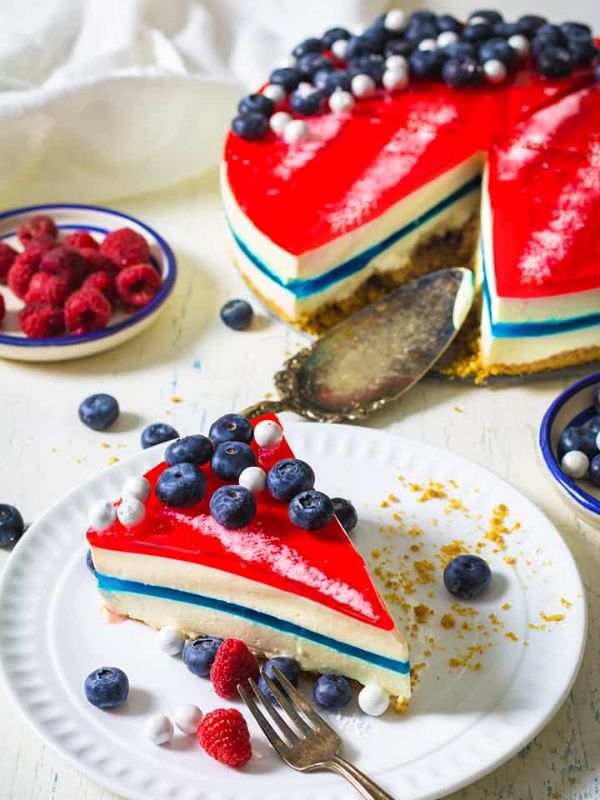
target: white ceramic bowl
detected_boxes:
[0,203,176,361]
[539,372,600,528]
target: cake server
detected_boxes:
[242,267,474,423]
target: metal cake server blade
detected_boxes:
[242,268,474,423]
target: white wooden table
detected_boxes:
[0,172,598,800]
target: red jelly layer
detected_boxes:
[489,85,600,298]
[88,414,395,631]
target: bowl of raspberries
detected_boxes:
[0,204,176,361]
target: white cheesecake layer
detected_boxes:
[92,547,410,697]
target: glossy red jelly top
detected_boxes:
[88,414,395,631]
[489,85,600,298]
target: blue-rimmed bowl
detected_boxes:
[0,203,176,361]
[540,372,600,528]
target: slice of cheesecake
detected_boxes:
[88,414,410,699]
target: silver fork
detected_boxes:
[239,667,396,800]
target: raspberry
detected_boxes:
[19,303,65,338]
[0,242,18,284]
[17,214,58,246]
[81,271,116,304]
[62,231,99,251]
[197,708,252,768]
[64,289,112,335]
[8,251,41,299]
[210,639,259,699]
[25,272,70,305]
[100,227,150,268]
[80,248,118,275]
[40,246,86,289]
[0,293,4,324]
[116,263,161,309]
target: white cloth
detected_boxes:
[0,0,388,205]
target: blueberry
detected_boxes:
[517,15,547,36]
[561,21,592,39]
[346,34,383,59]
[588,416,600,434]
[0,504,25,548]
[359,27,388,51]
[141,422,179,449]
[313,674,352,710]
[156,462,206,507]
[349,54,386,82]
[267,458,315,501]
[535,45,573,78]
[84,667,129,709]
[209,413,254,447]
[595,387,600,413]
[442,41,477,59]
[532,24,568,54]
[462,22,493,43]
[238,93,274,117]
[211,441,256,482]
[165,434,213,466]
[259,657,301,703]
[468,9,503,25]
[86,549,96,574]
[590,455,600,487]
[443,56,482,87]
[269,67,301,92]
[220,298,254,331]
[569,40,597,67]
[314,69,352,95]
[231,112,268,141]
[290,90,324,116]
[297,53,334,79]
[292,38,324,59]
[558,426,598,458]
[479,38,517,68]
[404,20,439,45]
[438,14,463,34]
[210,485,256,528]
[492,21,524,38]
[289,490,334,530]
[78,393,120,431]
[443,554,492,599]
[331,497,358,534]
[183,636,223,677]
[409,10,438,24]
[322,27,351,49]
[384,39,414,58]
[409,50,445,79]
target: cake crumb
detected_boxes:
[414,604,433,623]
[453,406,463,413]
[394,696,409,714]
[540,611,565,623]
[170,396,183,403]
[380,500,389,509]
[501,602,512,611]
[441,614,456,629]
[388,494,399,503]
[560,597,572,609]
[503,555,517,565]
[413,560,436,584]
[100,442,110,449]
[108,456,120,465]
[505,631,518,642]
[371,549,381,559]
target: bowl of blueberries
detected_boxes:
[540,372,600,528]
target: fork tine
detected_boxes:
[271,667,338,734]
[238,685,289,754]
[260,673,313,735]
[248,678,300,745]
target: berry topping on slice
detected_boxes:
[209,413,254,447]
[0,504,25,548]
[19,302,65,338]
[238,93,275,117]
[197,708,252,768]
[443,554,492,599]
[141,422,179,449]
[267,458,315,501]
[211,441,257,482]
[64,288,111,334]
[79,393,120,431]
[331,497,358,534]
[210,638,260,699]
[84,666,129,709]
[289,489,334,530]
[100,227,150,268]
[165,434,213,466]
[116,263,161,309]
[183,636,223,677]
[220,298,254,331]
[231,112,269,141]
[156,463,207,508]
[210,485,256,529]
[17,214,57,246]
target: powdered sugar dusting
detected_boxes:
[325,101,458,233]
[273,115,344,181]
[518,142,600,284]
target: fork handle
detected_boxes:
[327,755,396,800]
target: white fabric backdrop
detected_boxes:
[0,0,597,206]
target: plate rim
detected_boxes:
[0,202,177,349]
[0,421,588,800]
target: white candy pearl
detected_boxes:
[418,38,437,52]
[508,34,531,59]
[483,59,507,84]
[385,55,408,72]
[239,466,267,495]
[351,73,376,99]
[358,684,389,717]
[283,120,309,144]
[172,704,203,735]
[88,499,116,531]
[117,497,146,528]
[384,9,407,32]
[144,714,174,745]
[561,450,589,479]
[469,16,488,25]
[157,626,185,656]
[278,55,296,68]
[270,111,292,134]
[331,39,349,60]
[437,31,459,48]
[382,68,408,91]
[263,84,286,106]
[597,431,600,451]
[122,476,151,502]
[329,89,355,113]
[297,81,314,97]
[254,420,283,449]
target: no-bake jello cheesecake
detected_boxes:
[221,9,600,379]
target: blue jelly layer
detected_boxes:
[227,176,482,299]
[97,573,410,676]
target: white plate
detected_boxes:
[0,423,586,800]
[0,203,176,361]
